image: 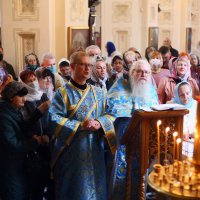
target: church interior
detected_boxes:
[0,0,200,200]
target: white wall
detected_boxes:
[1,0,200,75]
[101,0,143,55]
[1,0,51,75]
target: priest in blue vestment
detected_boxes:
[48,51,117,200]
[107,60,159,200]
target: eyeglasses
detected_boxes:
[134,69,151,75]
[75,63,93,68]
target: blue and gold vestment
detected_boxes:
[48,82,116,200]
[106,77,159,200]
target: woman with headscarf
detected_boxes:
[35,67,55,100]
[19,69,51,200]
[24,53,40,71]
[87,55,113,91]
[0,81,44,200]
[123,50,138,72]
[168,82,197,157]
[190,53,200,89]
[145,46,156,61]
[157,57,199,103]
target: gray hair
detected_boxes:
[85,45,101,54]
[41,52,55,64]
[129,60,151,76]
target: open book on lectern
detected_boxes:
[151,103,186,111]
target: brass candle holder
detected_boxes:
[148,101,200,199]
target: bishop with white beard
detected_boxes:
[106,60,159,200]
[129,60,159,110]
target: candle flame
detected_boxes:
[165,127,170,133]
[173,132,178,137]
[176,138,182,144]
[157,120,162,126]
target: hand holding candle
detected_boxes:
[157,120,162,164]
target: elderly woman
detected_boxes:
[157,57,199,103]
[0,81,44,200]
[168,82,197,157]
[24,53,40,71]
[190,53,200,89]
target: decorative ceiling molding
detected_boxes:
[112,2,132,23]
[12,0,39,21]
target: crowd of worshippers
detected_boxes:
[0,37,199,200]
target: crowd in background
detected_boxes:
[0,38,199,200]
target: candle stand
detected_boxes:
[149,160,200,199]
[121,109,189,200]
[148,102,200,199]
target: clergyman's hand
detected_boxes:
[81,119,101,131]
[89,120,101,131]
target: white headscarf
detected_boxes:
[19,78,43,102]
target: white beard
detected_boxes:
[130,77,151,98]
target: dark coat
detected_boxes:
[87,78,114,91]
[20,94,51,200]
[0,100,41,200]
[20,93,49,137]
[170,46,179,57]
[2,60,18,81]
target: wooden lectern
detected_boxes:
[121,109,189,200]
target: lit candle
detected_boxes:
[173,132,178,161]
[165,127,170,160]
[157,120,162,164]
[176,138,182,161]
